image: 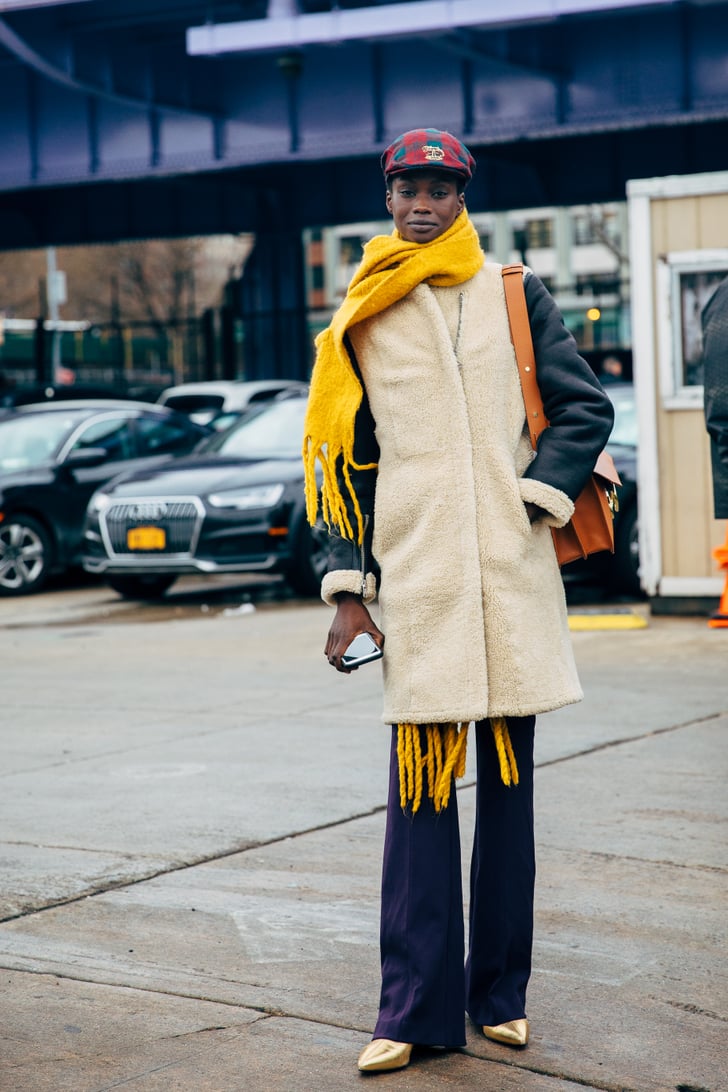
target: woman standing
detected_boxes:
[303,128,614,1073]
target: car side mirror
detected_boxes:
[63,446,108,469]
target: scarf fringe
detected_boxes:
[397,722,468,813]
[397,718,520,813]
[491,716,519,787]
[303,431,374,545]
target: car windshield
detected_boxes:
[0,411,86,471]
[607,386,637,447]
[201,397,306,459]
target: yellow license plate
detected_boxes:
[127,526,166,550]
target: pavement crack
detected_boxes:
[0,805,387,923]
[0,966,292,1019]
[459,1048,637,1091]
[551,847,727,876]
[90,1058,190,1091]
[161,1023,238,1038]
[2,840,145,859]
[654,997,728,1022]
[537,711,724,770]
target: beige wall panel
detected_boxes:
[696,195,728,247]
[650,201,667,254]
[651,194,728,254]
[659,411,728,579]
[651,197,699,253]
[658,409,714,576]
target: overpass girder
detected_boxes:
[0,1,727,199]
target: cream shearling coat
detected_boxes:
[339,263,583,724]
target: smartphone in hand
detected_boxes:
[341,632,383,668]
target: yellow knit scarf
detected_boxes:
[302,209,484,544]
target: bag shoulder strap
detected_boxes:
[501,263,548,449]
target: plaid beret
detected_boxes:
[381,128,476,183]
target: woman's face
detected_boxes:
[386,171,465,244]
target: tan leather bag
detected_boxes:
[502,263,621,567]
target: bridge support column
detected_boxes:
[235,224,311,382]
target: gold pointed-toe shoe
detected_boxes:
[357,1038,413,1072]
[482,1019,529,1047]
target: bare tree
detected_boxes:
[585,206,628,264]
[0,236,252,325]
[0,250,47,317]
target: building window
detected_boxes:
[656,251,728,405]
[573,213,595,246]
[575,273,622,296]
[339,236,364,265]
[525,219,552,248]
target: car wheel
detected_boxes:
[0,514,53,596]
[287,518,329,597]
[610,504,641,596]
[106,573,178,600]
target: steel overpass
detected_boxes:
[1,0,727,376]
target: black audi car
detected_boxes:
[82,392,329,599]
[0,400,210,595]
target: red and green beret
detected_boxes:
[381,128,476,183]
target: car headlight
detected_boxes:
[208,483,285,510]
[87,491,112,516]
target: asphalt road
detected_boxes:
[0,576,726,1091]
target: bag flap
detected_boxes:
[594,449,621,487]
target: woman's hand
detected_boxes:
[325,592,385,673]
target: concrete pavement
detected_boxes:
[0,579,726,1091]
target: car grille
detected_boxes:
[102,499,201,555]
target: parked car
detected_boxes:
[561,382,640,595]
[156,379,309,426]
[82,392,329,599]
[0,401,210,596]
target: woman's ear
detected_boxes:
[385,189,393,213]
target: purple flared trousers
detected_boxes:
[372,717,536,1047]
